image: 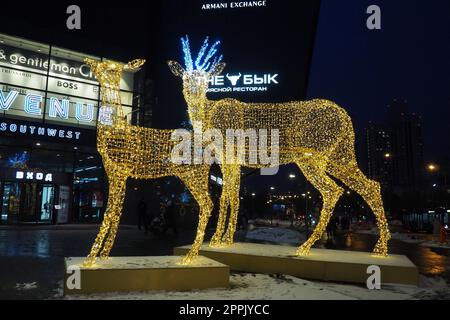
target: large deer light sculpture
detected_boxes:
[84,58,213,266]
[168,36,391,257]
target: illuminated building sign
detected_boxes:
[16,170,53,182]
[201,1,267,10]
[0,90,95,123]
[0,34,137,129]
[207,72,279,93]
[0,118,96,146]
[0,167,71,185]
[1,121,81,140]
[0,43,96,82]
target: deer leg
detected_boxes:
[99,175,128,259]
[209,190,229,247]
[221,165,241,244]
[210,165,232,247]
[179,168,214,265]
[84,173,127,266]
[84,209,113,266]
[296,161,343,256]
[327,162,390,256]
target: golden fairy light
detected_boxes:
[83,58,213,266]
[169,35,391,257]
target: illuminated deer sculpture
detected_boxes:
[84,58,213,266]
[168,36,391,257]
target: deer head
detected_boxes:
[85,58,145,88]
[84,58,145,125]
[168,36,226,123]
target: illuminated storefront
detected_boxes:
[0,33,143,224]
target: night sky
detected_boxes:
[308,0,450,164]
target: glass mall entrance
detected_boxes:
[1,182,56,224]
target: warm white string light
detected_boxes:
[83,58,214,266]
[169,36,391,257]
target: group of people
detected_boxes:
[137,196,178,236]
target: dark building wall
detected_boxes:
[387,100,424,191]
[363,100,425,192]
[364,122,394,189]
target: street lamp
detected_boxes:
[427,163,439,172]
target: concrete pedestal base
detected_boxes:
[64,256,229,295]
[174,243,418,286]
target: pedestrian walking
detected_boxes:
[137,197,149,234]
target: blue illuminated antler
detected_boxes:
[181,36,194,72]
[181,35,223,72]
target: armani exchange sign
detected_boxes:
[201,1,267,10]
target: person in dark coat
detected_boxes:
[326,216,338,241]
[148,191,161,233]
[137,197,149,234]
[163,200,178,236]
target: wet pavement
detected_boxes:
[0,225,449,299]
[0,225,202,299]
[322,232,450,280]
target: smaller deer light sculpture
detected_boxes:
[84,58,213,266]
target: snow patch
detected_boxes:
[245,227,306,245]
[354,229,427,244]
[60,273,450,300]
[64,273,354,300]
[419,241,450,249]
[15,282,38,291]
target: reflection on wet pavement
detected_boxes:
[0,226,200,299]
[322,232,450,281]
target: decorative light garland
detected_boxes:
[169,36,391,257]
[83,58,214,266]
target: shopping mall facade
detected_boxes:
[0,33,143,225]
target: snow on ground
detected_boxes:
[61,273,351,300]
[15,282,39,291]
[57,273,449,300]
[49,224,450,300]
[354,228,428,244]
[390,232,428,244]
[245,227,306,245]
[419,241,450,250]
[250,219,292,228]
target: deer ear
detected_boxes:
[126,59,145,70]
[209,62,226,77]
[84,58,98,68]
[167,60,185,77]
